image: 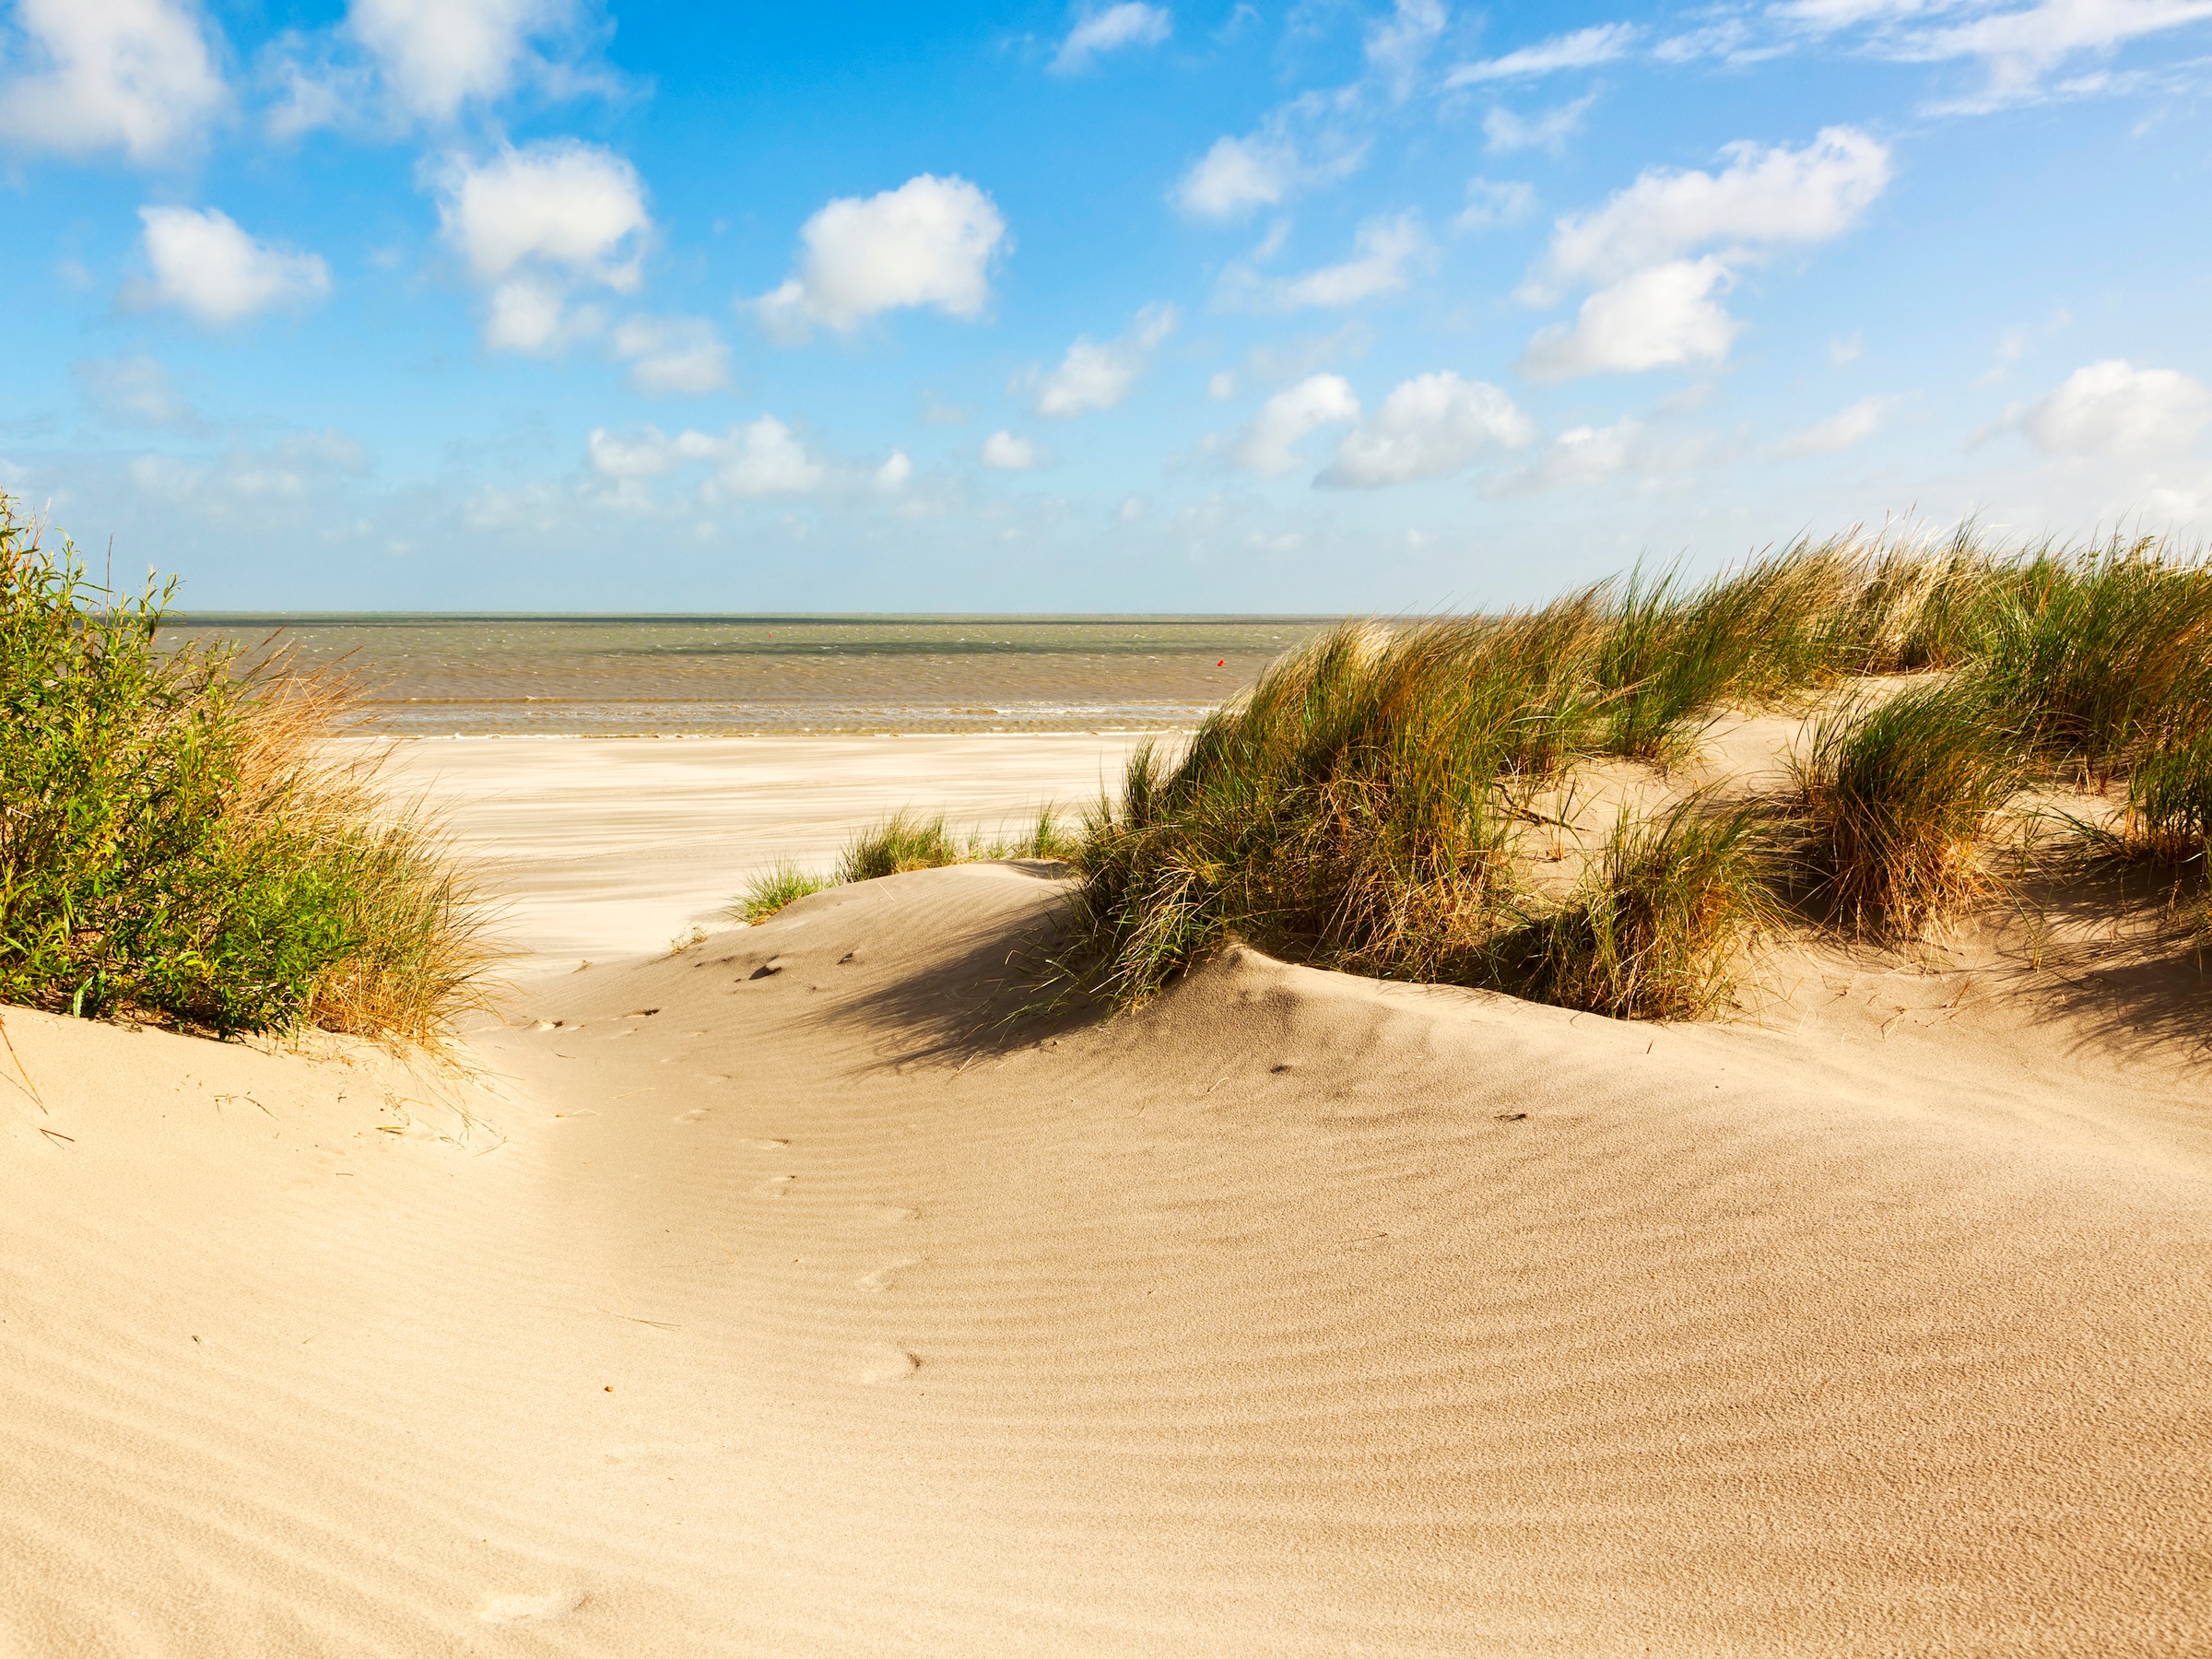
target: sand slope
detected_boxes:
[4,865,2209,1655]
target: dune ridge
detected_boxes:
[4,853,2208,1655]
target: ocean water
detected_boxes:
[158,614,1336,736]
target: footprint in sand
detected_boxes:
[672,1108,711,1124]
[759,1175,794,1197]
[853,1343,917,1384]
[855,1257,921,1292]
[477,1591,584,1623]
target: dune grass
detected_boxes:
[729,806,1078,925]
[1485,796,1777,1020]
[1778,681,2025,938]
[0,498,496,1044]
[1050,526,2212,1019]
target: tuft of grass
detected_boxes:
[838,810,964,883]
[730,860,831,924]
[0,496,497,1044]
[1779,680,2024,938]
[1484,796,1776,1021]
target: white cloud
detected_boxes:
[1050,3,1171,74]
[1778,393,1900,454]
[1491,418,1644,494]
[1225,213,1428,312]
[875,449,912,490]
[76,354,197,427]
[1521,257,1738,380]
[263,0,609,136]
[980,430,1041,470]
[0,0,229,162]
[348,0,575,121]
[1171,93,1369,220]
[2020,359,2212,456]
[1320,372,1535,488]
[1365,0,1449,99]
[752,174,1007,341]
[586,418,829,498]
[433,140,650,352]
[1036,304,1176,416]
[1789,0,2212,111]
[1173,132,1298,218]
[611,315,730,396]
[1482,95,1594,157]
[1228,373,1360,475]
[1447,22,1640,85]
[1459,177,1535,229]
[1538,125,1892,290]
[128,206,331,324]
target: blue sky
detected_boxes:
[5,0,2212,610]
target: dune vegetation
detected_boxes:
[1043,530,2212,1020]
[731,806,1078,924]
[0,498,496,1045]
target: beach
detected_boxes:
[3,717,2209,1655]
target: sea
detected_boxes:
[157,614,1337,737]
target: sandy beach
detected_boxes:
[3,730,2208,1655]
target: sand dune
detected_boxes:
[4,852,2208,1654]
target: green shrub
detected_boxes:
[0,498,494,1042]
[1780,680,2024,938]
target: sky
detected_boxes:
[5,0,2212,612]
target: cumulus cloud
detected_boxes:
[874,449,912,490]
[1035,304,1176,416]
[611,314,730,395]
[1050,3,1171,74]
[0,0,229,162]
[1481,95,1594,157]
[263,0,612,136]
[2019,359,2212,456]
[126,206,331,324]
[752,174,1006,341]
[432,139,650,351]
[1537,125,1892,291]
[1228,373,1360,475]
[1522,257,1738,380]
[1447,22,1639,85]
[1319,372,1534,488]
[1777,393,1900,455]
[586,418,830,498]
[1224,214,1428,312]
[980,430,1041,470]
[1519,126,1891,379]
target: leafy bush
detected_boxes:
[0,499,494,1041]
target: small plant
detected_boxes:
[730,861,830,924]
[838,811,961,882]
[1780,681,2024,938]
[1484,795,1776,1020]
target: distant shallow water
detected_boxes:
[159,614,1337,736]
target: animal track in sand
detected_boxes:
[477,1590,584,1623]
[855,1257,922,1292]
[853,1343,917,1383]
